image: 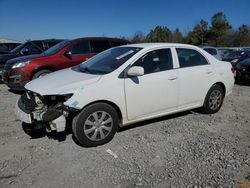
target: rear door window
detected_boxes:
[176,48,209,68]
[111,41,127,47]
[69,41,90,55]
[90,40,111,53]
[32,41,44,51]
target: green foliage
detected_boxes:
[171,28,183,43]
[146,26,172,42]
[208,12,232,45]
[233,25,250,46]
[131,31,145,43]
[185,19,209,45]
[129,12,250,47]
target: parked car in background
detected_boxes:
[222,50,245,62]
[15,43,234,147]
[235,58,250,82]
[218,48,234,60]
[199,46,222,60]
[230,51,250,67]
[2,37,130,90]
[0,39,63,78]
[0,42,21,54]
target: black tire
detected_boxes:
[32,69,52,80]
[201,84,224,114]
[72,103,119,147]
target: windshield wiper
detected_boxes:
[80,66,92,74]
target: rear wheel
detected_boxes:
[72,103,119,147]
[32,69,52,80]
[201,84,224,114]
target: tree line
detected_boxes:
[129,12,250,47]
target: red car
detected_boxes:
[2,37,130,90]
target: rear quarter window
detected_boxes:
[90,40,111,53]
[111,41,128,47]
[204,48,217,55]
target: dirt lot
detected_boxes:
[0,83,250,188]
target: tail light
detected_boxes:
[231,67,236,77]
[231,67,235,73]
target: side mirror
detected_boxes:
[63,51,72,59]
[20,48,29,55]
[127,66,144,77]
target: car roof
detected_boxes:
[199,46,217,49]
[124,43,200,49]
[73,37,130,43]
[25,39,65,42]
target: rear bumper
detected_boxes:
[236,70,250,80]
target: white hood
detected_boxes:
[25,68,101,95]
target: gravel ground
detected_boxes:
[0,83,249,188]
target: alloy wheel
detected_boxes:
[83,111,113,141]
[208,89,222,110]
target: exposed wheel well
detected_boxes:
[214,82,226,96]
[81,100,123,126]
[30,67,57,80]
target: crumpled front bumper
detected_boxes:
[15,92,68,132]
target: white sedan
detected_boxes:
[15,43,234,147]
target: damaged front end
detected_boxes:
[16,90,74,132]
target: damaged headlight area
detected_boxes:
[18,90,74,132]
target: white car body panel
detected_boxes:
[24,43,234,127]
[125,69,179,120]
[25,68,101,95]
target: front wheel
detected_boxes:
[201,84,224,114]
[72,103,119,147]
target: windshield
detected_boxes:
[77,47,142,75]
[10,42,27,54]
[43,40,70,55]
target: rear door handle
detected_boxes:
[168,75,178,80]
[206,70,213,74]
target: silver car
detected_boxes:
[200,46,222,60]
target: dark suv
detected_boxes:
[0,42,21,54]
[0,39,63,78]
[2,37,130,89]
